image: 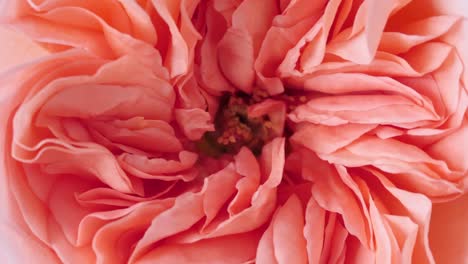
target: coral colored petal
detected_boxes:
[429,194,468,264]
[381,16,460,53]
[291,123,376,154]
[10,6,163,70]
[150,0,195,78]
[426,121,468,173]
[326,0,410,64]
[311,164,369,246]
[175,108,215,140]
[76,185,174,208]
[272,195,308,264]
[368,198,393,264]
[384,215,419,264]
[303,198,326,264]
[256,222,278,264]
[88,118,183,153]
[201,165,241,229]
[119,151,198,175]
[290,94,438,127]
[130,192,205,263]
[168,139,285,243]
[248,99,286,136]
[136,232,261,264]
[0,26,49,72]
[228,148,261,215]
[176,71,208,109]
[93,200,173,264]
[47,218,96,264]
[198,2,233,94]
[321,136,463,199]
[218,28,255,92]
[298,73,428,104]
[0,222,61,264]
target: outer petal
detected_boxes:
[429,194,468,264]
[135,232,261,264]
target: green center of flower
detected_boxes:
[196,92,275,156]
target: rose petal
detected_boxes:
[290,94,438,127]
[93,200,173,264]
[255,221,278,264]
[218,28,255,92]
[151,0,201,78]
[119,151,198,175]
[248,99,286,136]
[326,0,410,64]
[197,2,234,94]
[175,108,215,140]
[88,118,183,153]
[136,232,261,264]
[0,221,61,264]
[311,163,369,247]
[272,195,308,264]
[303,197,326,264]
[291,123,376,154]
[429,194,468,263]
[228,147,261,215]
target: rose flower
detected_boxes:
[1,0,468,263]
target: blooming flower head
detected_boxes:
[0,0,467,263]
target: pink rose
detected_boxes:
[1,0,468,263]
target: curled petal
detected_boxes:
[175,108,215,141]
[135,232,261,264]
[248,99,286,136]
[256,195,308,264]
[291,123,376,154]
[150,0,202,78]
[289,94,439,127]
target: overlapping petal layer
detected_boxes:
[1,0,467,263]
